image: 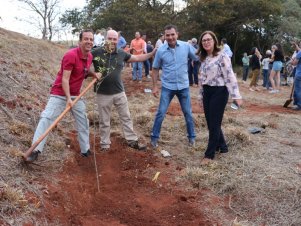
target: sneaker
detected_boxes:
[81,149,92,157]
[138,80,142,83]
[269,89,278,94]
[249,88,255,91]
[146,75,151,79]
[292,106,301,111]
[150,139,158,148]
[128,140,147,151]
[26,150,40,162]
[188,139,195,148]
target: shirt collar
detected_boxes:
[77,47,87,60]
[166,41,180,50]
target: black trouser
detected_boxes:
[203,85,229,159]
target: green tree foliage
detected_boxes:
[60,0,301,63]
[60,8,85,34]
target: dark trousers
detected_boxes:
[188,61,200,85]
[203,85,229,159]
[242,65,249,81]
[144,60,150,76]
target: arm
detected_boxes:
[220,55,243,105]
[292,58,299,66]
[62,70,73,107]
[152,68,160,98]
[127,47,157,63]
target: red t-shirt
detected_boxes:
[50,47,93,96]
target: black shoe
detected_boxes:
[128,140,147,151]
[81,149,92,157]
[26,150,40,162]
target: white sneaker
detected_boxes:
[269,89,277,93]
[147,75,151,79]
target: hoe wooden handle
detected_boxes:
[23,78,98,161]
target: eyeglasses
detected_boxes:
[202,38,213,43]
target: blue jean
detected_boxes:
[144,60,150,76]
[262,69,269,87]
[188,61,200,85]
[151,87,195,141]
[293,76,301,108]
[132,62,143,80]
[242,65,249,81]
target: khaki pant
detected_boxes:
[250,69,260,87]
[97,92,138,148]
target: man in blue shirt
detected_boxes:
[292,41,301,110]
[151,24,198,148]
[221,38,233,58]
[117,31,126,49]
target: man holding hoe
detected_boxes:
[25,29,101,162]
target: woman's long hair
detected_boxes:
[196,31,221,62]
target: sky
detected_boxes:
[0,0,186,40]
[0,0,86,40]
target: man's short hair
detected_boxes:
[79,29,93,41]
[191,38,197,43]
[221,38,227,44]
[164,24,178,32]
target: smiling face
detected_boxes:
[79,31,94,54]
[201,33,214,54]
[105,30,118,52]
[164,28,178,48]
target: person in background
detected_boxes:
[197,31,242,165]
[249,47,262,91]
[130,31,145,82]
[117,31,126,49]
[93,29,104,48]
[91,30,157,151]
[221,38,233,58]
[269,44,284,93]
[241,52,249,83]
[261,50,272,89]
[150,25,198,148]
[155,33,164,49]
[141,34,150,79]
[188,37,200,87]
[291,41,301,110]
[147,41,154,72]
[26,29,101,162]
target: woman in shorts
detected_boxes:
[269,44,284,93]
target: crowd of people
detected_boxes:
[25,24,300,166]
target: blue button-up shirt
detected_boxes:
[296,51,301,78]
[117,36,126,49]
[153,40,198,90]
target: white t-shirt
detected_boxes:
[262,58,270,70]
[94,34,104,47]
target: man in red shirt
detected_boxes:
[26,29,100,162]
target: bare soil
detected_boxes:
[0,28,300,226]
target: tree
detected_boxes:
[60,8,85,34]
[17,0,61,40]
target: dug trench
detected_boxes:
[34,132,227,226]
